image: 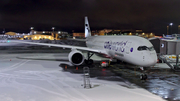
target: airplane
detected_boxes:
[7,17,157,80]
[161,34,177,40]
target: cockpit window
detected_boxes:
[137,46,154,51]
[148,46,155,51]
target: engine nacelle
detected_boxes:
[68,49,84,65]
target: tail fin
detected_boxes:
[85,16,91,38]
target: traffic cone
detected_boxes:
[76,67,78,70]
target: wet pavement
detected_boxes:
[60,63,180,101]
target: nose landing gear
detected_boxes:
[140,74,147,80]
[139,67,148,80]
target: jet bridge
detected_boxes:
[149,37,180,55]
[151,38,180,71]
[160,39,180,55]
[159,55,180,71]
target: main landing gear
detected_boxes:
[84,52,94,65]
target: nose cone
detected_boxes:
[147,53,158,66]
[148,57,157,66]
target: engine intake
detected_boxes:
[68,50,84,65]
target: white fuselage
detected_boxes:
[86,35,157,67]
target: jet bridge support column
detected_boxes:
[174,54,180,69]
[83,67,91,88]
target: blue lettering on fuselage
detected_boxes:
[104,41,128,52]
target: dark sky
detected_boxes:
[0,0,180,35]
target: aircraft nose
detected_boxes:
[148,58,157,66]
[148,54,157,66]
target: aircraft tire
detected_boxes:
[84,59,88,64]
[84,59,94,65]
[140,74,147,80]
[89,59,94,65]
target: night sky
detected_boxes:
[0,0,180,35]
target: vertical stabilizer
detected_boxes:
[85,16,91,38]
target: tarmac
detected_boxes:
[0,39,177,101]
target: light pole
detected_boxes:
[170,23,173,34]
[52,27,55,39]
[30,27,34,35]
[167,26,169,35]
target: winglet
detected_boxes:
[85,16,91,38]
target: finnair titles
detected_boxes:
[104,41,131,53]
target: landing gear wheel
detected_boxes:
[140,74,147,80]
[84,59,88,64]
[89,59,94,65]
[84,59,94,65]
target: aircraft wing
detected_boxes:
[8,40,107,54]
[66,38,86,42]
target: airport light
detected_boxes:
[52,27,55,32]
[170,23,173,26]
[30,27,34,30]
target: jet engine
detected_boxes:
[68,49,84,65]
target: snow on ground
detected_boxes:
[0,53,165,101]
